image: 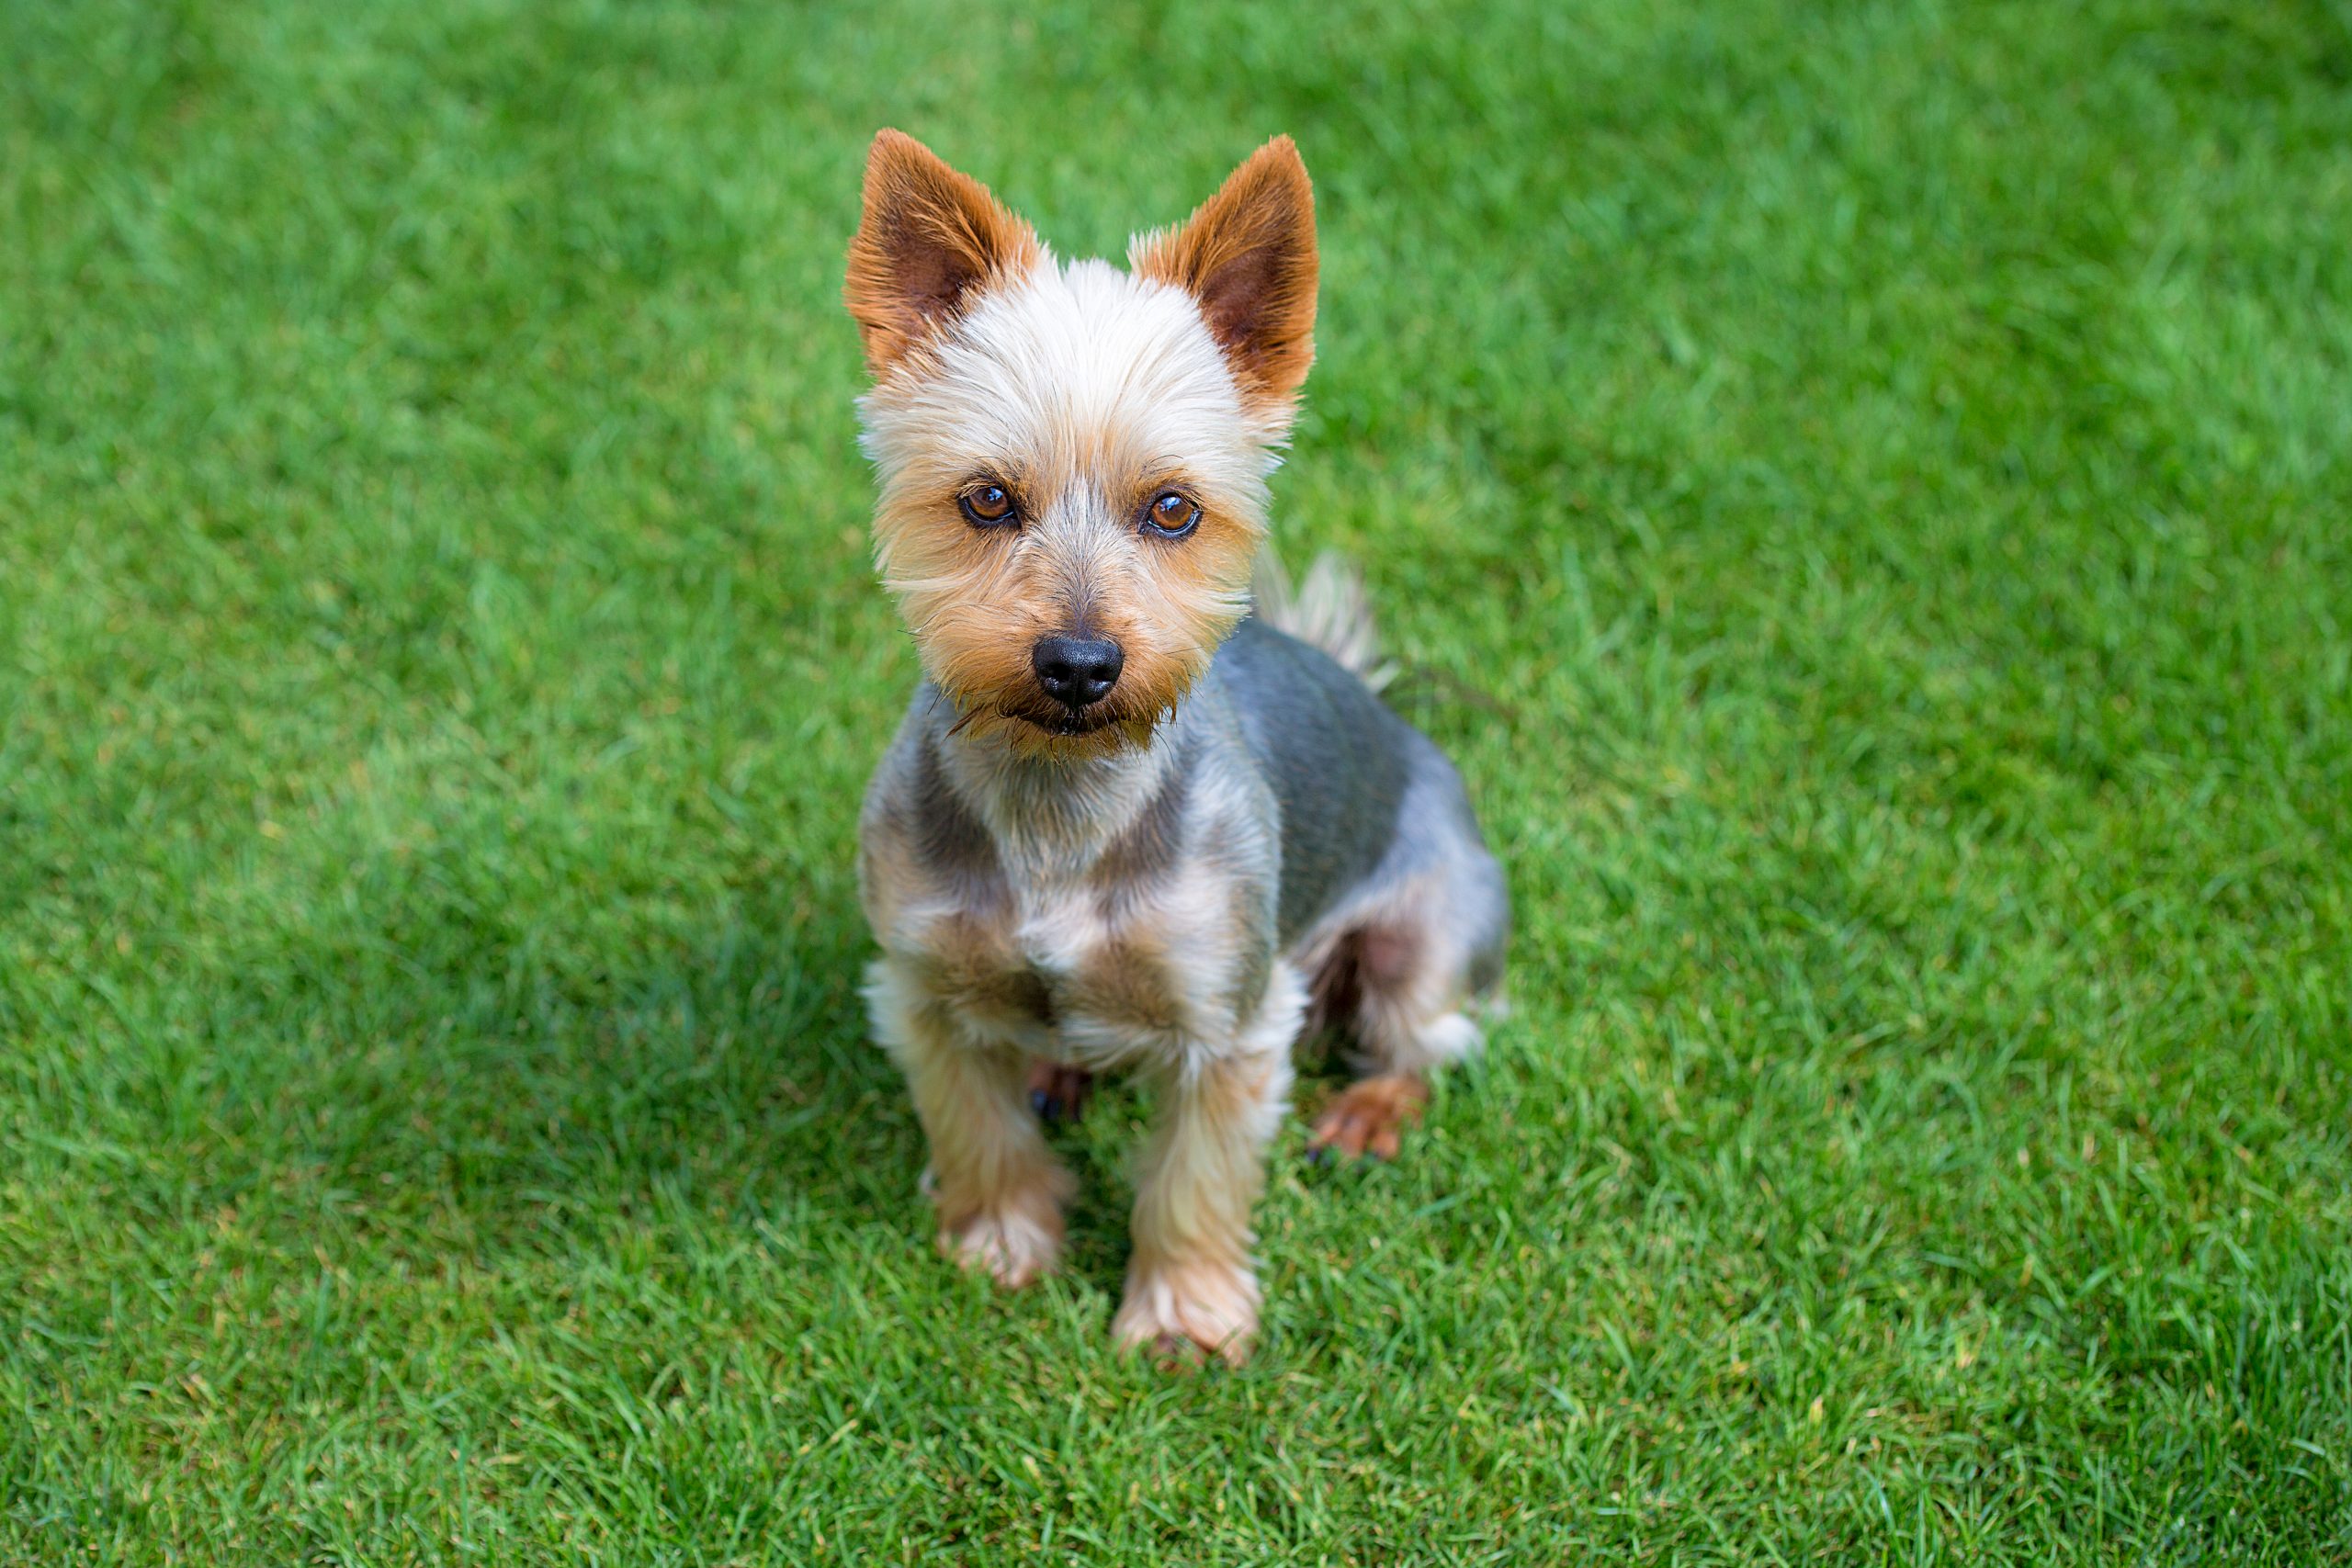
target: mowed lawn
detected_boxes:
[5,0,2350,1561]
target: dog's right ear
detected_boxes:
[845,130,1041,377]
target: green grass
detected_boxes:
[4,0,2350,1560]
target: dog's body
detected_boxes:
[847,131,1506,1362]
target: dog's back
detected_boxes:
[1208,613,1510,1048]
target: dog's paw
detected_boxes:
[937,1188,1064,1289]
[1024,1059,1094,1124]
[1306,1073,1428,1163]
[1113,1257,1260,1368]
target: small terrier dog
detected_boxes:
[846,130,1508,1364]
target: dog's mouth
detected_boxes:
[940,696,1136,744]
[1007,704,1125,739]
[971,690,1165,744]
[941,675,1192,747]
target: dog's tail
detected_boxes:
[1251,549,1396,692]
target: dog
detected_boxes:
[845,130,1508,1365]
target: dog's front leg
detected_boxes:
[867,958,1072,1289]
[1113,966,1302,1366]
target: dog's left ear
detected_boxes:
[1132,136,1318,420]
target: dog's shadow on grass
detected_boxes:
[218,866,1265,1309]
[215,867,1355,1303]
[207,872,949,1258]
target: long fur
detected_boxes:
[846,131,1508,1367]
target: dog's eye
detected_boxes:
[959,483,1017,527]
[1141,491,1201,539]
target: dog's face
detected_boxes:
[847,131,1317,753]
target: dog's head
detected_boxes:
[847,130,1317,753]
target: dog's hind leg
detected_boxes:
[1306,845,1507,1162]
[1025,1058,1094,1124]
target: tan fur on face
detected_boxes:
[861,261,1272,755]
[850,138,1319,756]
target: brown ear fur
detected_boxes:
[1130,137,1318,412]
[845,130,1042,376]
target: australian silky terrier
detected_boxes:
[846,131,1508,1364]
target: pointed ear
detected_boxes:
[1131,136,1318,415]
[845,130,1042,376]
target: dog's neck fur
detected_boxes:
[930,688,1192,870]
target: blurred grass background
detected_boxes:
[3,0,2349,1561]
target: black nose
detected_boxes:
[1032,636,1124,709]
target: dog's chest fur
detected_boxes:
[858,705,1278,1067]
